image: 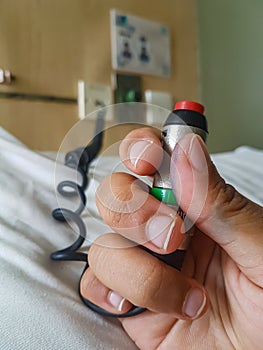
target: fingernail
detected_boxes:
[129,140,154,168]
[108,291,126,312]
[188,135,207,172]
[183,287,206,319]
[146,214,176,250]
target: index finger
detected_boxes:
[119,127,163,176]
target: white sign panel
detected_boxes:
[110,9,171,77]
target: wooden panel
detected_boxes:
[0,98,78,150]
[0,0,199,150]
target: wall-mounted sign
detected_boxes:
[110,9,171,77]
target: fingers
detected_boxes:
[119,127,163,175]
[80,268,133,315]
[170,133,263,286]
[96,172,184,254]
[82,233,208,319]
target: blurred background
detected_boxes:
[0,0,262,153]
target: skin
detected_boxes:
[80,128,263,350]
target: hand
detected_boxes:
[80,128,263,349]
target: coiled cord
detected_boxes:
[50,108,105,265]
[50,108,146,318]
[50,172,88,262]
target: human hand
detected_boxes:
[81,128,263,349]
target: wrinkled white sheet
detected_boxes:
[0,128,137,350]
[0,127,262,349]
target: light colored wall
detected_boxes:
[0,0,199,151]
[196,0,263,153]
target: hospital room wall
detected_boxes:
[0,0,199,151]
[196,0,263,153]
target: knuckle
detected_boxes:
[80,269,97,297]
[96,173,150,229]
[88,241,113,278]
[136,260,165,307]
[209,178,250,219]
[96,174,131,217]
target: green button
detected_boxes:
[125,90,136,102]
[150,187,177,205]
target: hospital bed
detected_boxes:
[0,126,262,349]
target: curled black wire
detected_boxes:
[50,170,88,262]
[50,108,146,318]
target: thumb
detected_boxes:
[170,133,263,286]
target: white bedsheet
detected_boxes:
[0,128,137,350]
[0,127,262,350]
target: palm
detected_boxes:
[121,229,263,350]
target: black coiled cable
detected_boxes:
[50,107,146,318]
[51,107,106,264]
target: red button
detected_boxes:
[174,100,205,114]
